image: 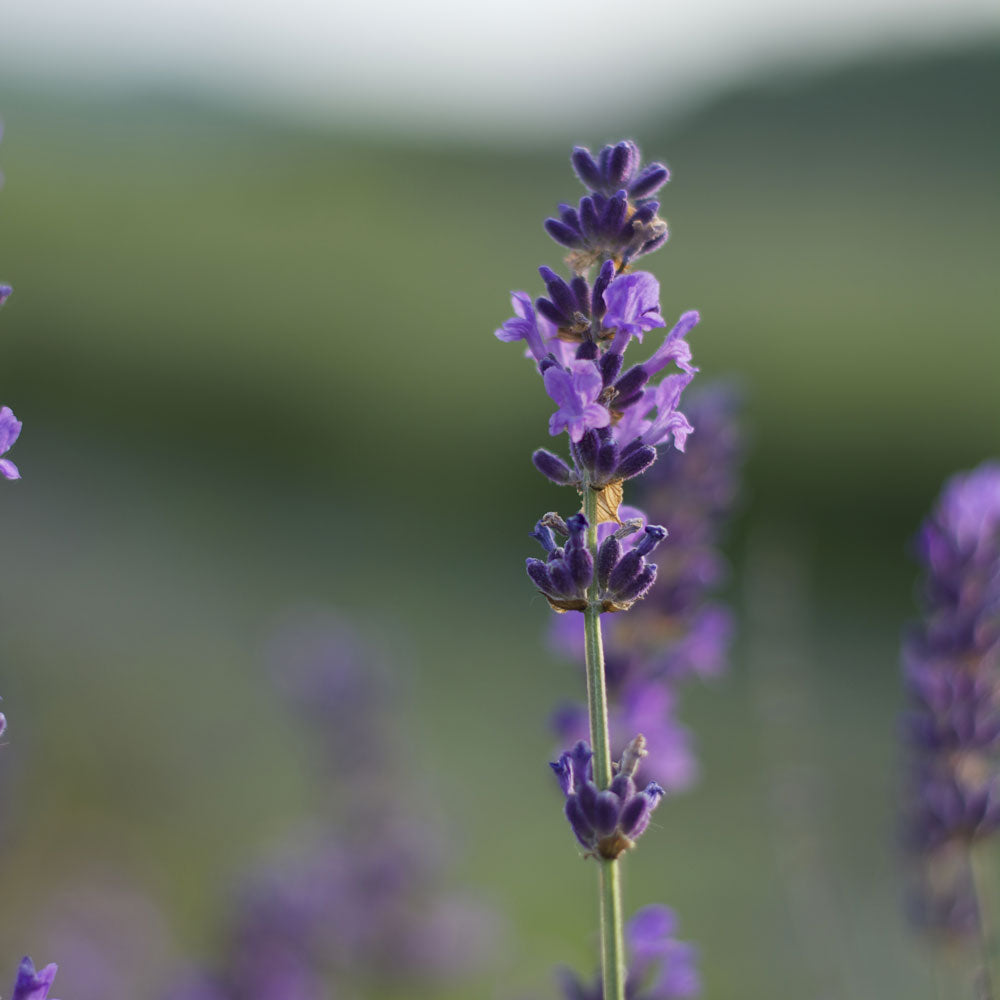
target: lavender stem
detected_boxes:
[971,844,999,1000]
[582,481,626,1000]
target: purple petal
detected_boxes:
[12,957,58,1000]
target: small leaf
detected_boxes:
[591,480,623,525]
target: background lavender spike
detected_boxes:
[901,462,1000,959]
[557,904,699,999]
[162,612,498,999]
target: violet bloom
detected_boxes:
[11,958,59,1000]
[551,738,664,859]
[546,143,670,270]
[0,406,22,480]
[495,291,552,364]
[602,272,665,349]
[0,285,11,307]
[527,512,667,614]
[559,905,699,999]
[544,360,610,442]
[902,462,1000,941]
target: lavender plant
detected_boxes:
[902,462,1000,993]
[495,141,701,1000]
[164,613,495,999]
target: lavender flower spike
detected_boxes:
[11,957,59,1000]
[902,462,1000,954]
[551,736,664,859]
[0,406,22,480]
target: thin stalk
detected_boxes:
[970,842,999,1000]
[582,483,627,1000]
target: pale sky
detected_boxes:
[1,0,998,136]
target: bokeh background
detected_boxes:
[1,1,999,996]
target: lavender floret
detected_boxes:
[547,143,670,271]
[551,736,664,859]
[11,958,59,1000]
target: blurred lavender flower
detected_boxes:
[558,905,699,999]
[10,958,59,1000]
[0,285,11,307]
[902,462,1000,945]
[0,405,22,481]
[164,613,497,999]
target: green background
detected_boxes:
[1,42,998,998]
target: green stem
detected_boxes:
[971,842,999,1000]
[582,484,626,1000]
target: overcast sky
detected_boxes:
[1,0,998,136]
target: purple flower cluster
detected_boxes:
[544,142,670,273]
[902,462,1000,938]
[496,149,696,530]
[551,737,664,860]
[163,614,495,998]
[552,386,743,790]
[9,958,59,1000]
[558,905,699,999]
[527,513,668,614]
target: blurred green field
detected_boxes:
[1,43,998,998]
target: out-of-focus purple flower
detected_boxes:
[11,958,59,1000]
[0,405,22,481]
[551,737,664,859]
[544,361,610,442]
[552,681,696,793]
[902,462,1000,940]
[164,614,498,999]
[0,285,12,307]
[558,904,699,999]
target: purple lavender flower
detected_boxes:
[527,513,668,613]
[902,462,1000,940]
[601,273,666,348]
[544,361,612,442]
[570,143,670,201]
[551,737,664,859]
[495,291,554,363]
[545,143,670,271]
[0,285,12,307]
[552,682,697,793]
[10,958,59,1000]
[0,406,22,481]
[558,904,699,999]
